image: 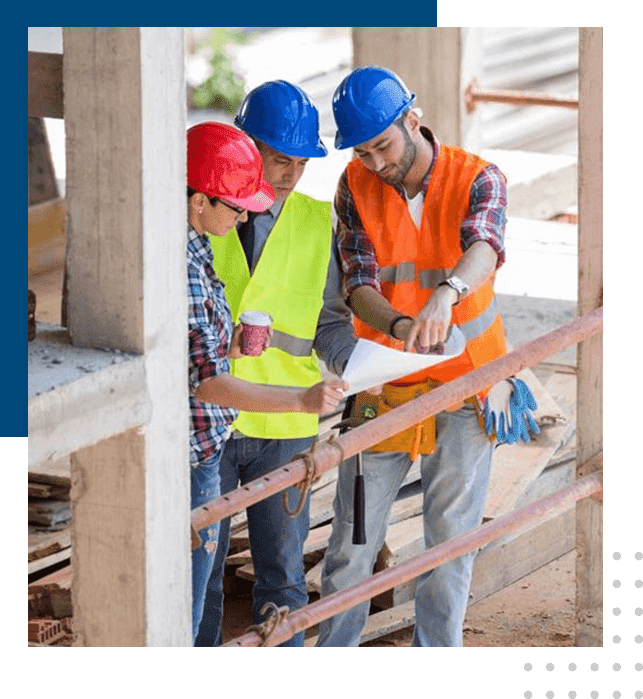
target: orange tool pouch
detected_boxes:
[351,382,482,459]
[351,381,441,461]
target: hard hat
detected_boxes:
[332,66,416,150]
[187,122,275,212]
[234,80,328,158]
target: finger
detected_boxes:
[429,323,445,346]
[418,321,441,348]
[404,321,421,352]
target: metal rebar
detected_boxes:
[465,79,579,113]
[224,470,602,646]
[191,307,602,534]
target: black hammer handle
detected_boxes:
[352,451,366,545]
[337,394,367,546]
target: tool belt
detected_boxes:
[351,381,479,460]
[351,381,438,460]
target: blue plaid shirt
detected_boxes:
[187,225,239,464]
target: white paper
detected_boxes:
[342,325,466,396]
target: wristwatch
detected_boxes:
[438,275,469,305]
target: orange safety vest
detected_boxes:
[346,144,507,387]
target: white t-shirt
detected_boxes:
[405,188,425,228]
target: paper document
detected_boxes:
[342,325,466,396]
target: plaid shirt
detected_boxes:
[187,225,239,464]
[334,126,507,300]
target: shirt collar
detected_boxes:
[419,125,440,191]
[263,199,284,219]
[187,224,213,265]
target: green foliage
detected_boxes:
[192,28,251,113]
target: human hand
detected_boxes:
[300,380,349,415]
[229,325,273,359]
[404,286,456,352]
[228,324,244,359]
[366,384,383,396]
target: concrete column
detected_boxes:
[352,27,483,150]
[63,27,190,646]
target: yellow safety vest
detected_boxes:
[208,191,332,439]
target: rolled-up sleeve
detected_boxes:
[333,170,381,301]
[461,163,507,269]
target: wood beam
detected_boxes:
[576,27,603,647]
[28,51,64,119]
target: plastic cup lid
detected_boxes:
[239,310,273,326]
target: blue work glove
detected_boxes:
[482,378,540,444]
[483,380,515,443]
[508,377,540,443]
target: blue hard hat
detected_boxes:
[234,80,327,158]
[332,66,416,150]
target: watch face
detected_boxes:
[450,276,468,294]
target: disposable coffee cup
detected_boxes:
[239,311,273,356]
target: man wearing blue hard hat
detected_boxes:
[316,66,540,647]
[194,80,358,647]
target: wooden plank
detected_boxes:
[28,198,66,276]
[484,366,572,520]
[28,52,64,119]
[309,507,576,645]
[469,506,575,605]
[576,27,603,648]
[28,527,71,562]
[228,521,336,567]
[29,547,71,576]
[28,499,71,528]
[372,457,576,610]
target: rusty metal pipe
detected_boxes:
[465,79,579,113]
[224,471,602,646]
[191,307,602,533]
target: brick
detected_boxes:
[28,618,65,644]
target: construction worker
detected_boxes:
[316,66,539,647]
[186,122,347,643]
[194,82,358,647]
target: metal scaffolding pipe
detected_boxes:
[224,471,602,646]
[191,308,602,533]
[465,79,579,113]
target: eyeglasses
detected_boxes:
[214,198,246,218]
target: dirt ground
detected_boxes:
[220,549,576,647]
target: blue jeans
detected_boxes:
[194,434,314,647]
[316,404,494,647]
[191,449,223,644]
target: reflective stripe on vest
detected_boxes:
[208,191,332,439]
[347,144,507,385]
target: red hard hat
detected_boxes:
[187,122,275,212]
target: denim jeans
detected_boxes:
[194,434,314,647]
[316,404,494,647]
[191,449,223,644]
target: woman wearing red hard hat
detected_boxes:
[186,122,346,643]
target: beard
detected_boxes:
[378,126,417,186]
